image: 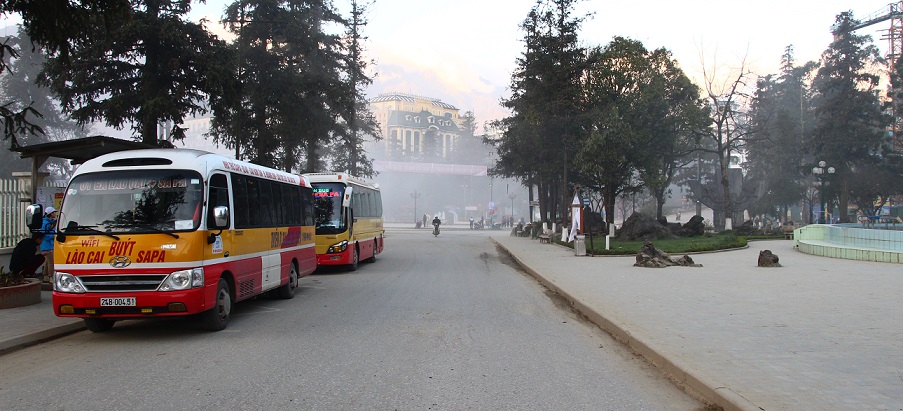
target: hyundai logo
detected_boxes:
[109,256,132,268]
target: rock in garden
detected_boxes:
[757,250,781,267]
[634,241,702,268]
[619,212,676,241]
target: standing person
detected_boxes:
[40,206,58,283]
[469,216,474,229]
[8,232,48,278]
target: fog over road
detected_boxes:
[0,228,703,410]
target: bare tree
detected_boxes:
[696,52,758,230]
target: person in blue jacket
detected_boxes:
[39,206,58,283]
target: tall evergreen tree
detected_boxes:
[329,0,378,177]
[810,11,890,222]
[0,0,131,146]
[1,29,87,177]
[746,46,817,222]
[495,0,587,224]
[213,0,346,171]
[37,0,235,146]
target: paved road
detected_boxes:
[0,227,701,410]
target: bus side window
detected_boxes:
[285,185,300,226]
[301,186,314,227]
[207,174,229,228]
[258,181,273,227]
[231,174,250,228]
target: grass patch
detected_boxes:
[561,232,748,255]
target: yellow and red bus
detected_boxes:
[30,149,317,332]
[305,173,384,271]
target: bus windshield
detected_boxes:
[312,183,347,234]
[60,170,204,234]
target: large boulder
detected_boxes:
[674,215,706,237]
[757,250,781,267]
[733,220,757,236]
[618,212,675,241]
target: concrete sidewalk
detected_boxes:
[490,235,903,411]
[0,290,84,354]
[3,234,902,410]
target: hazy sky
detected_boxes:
[2,1,895,128]
[195,0,892,127]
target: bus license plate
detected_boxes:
[100,297,136,307]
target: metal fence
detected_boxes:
[0,178,66,249]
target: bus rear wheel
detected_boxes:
[365,240,378,263]
[202,278,232,331]
[84,318,115,332]
[276,263,298,299]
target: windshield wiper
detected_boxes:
[131,223,180,239]
[61,224,120,241]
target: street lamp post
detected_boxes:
[812,160,835,224]
[508,192,517,225]
[410,190,421,227]
[489,180,494,222]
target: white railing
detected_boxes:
[0,179,66,249]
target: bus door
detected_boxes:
[206,173,233,271]
[343,186,353,239]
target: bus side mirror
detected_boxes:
[207,206,230,244]
[212,206,229,229]
[25,204,43,230]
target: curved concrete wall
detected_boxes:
[794,224,903,263]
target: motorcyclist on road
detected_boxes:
[432,216,442,236]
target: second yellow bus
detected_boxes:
[305,173,384,271]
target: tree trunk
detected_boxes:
[838,173,849,223]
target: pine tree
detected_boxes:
[496,0,587,224]
[37,0,234,146]
[1,29,88,177]
[746,46,817,222]
[810,12,890,222]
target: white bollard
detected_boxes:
[574,235,586,256]
[606,224,615,250]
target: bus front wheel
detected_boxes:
[348,247,359,271]
[202,278,232,331]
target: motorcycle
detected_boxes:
[432,223,440,237]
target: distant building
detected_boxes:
[368,92,462,161]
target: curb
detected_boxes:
[0,322,85,355]
[490,237,761,411]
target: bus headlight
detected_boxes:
[55,272,86,294]
[160,268,204,291]
[326,240,348,254]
